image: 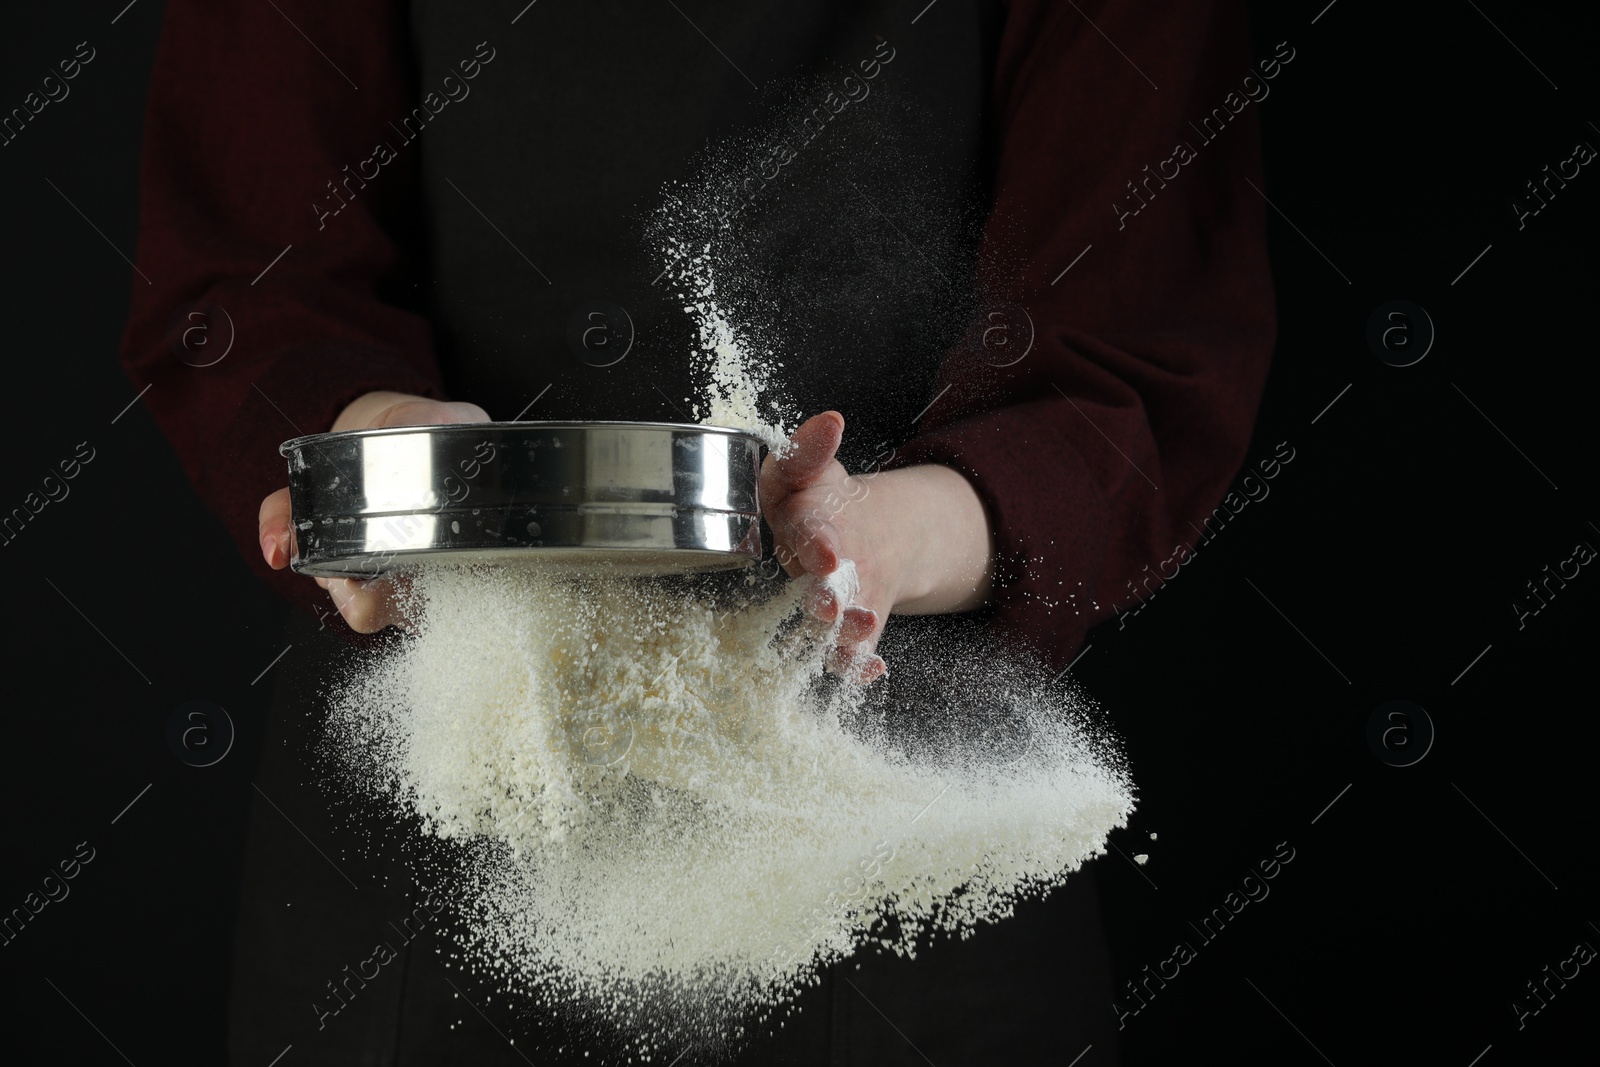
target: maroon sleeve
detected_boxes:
[119,0,445,624]
[897,0,1278,664]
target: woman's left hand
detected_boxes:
[758,411,997,682]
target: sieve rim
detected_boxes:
[279,419,764,456]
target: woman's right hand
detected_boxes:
[257,390,490,633]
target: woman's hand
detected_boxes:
[758,411,996,682]
[257,390,490,633]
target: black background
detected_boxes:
[1,1,1596,1064]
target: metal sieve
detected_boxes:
[279,421,765,578]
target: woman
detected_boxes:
[121,1,1274,1061]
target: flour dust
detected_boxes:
[325,562,1131,1059]
[651,186,794,453]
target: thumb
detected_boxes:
[371,398,490,429]
[768,411,845,494]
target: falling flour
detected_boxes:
[326,561,1132,1059]
[653,185,795,453]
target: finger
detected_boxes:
[837,606,879,643]
[825,646,888,684]
[371,398,491,429]
[325,577,406,634]
[775,513,840,576]
[258,487,293,570]
[777,543,806,580]
[832,627,881,665]
[762,411,845,501]
[802,582,840,623]
[829,599,887,677]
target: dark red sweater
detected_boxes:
[120,0,1275,665]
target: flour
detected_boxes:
[653,192,794,452]
[326,561,1132,1058]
